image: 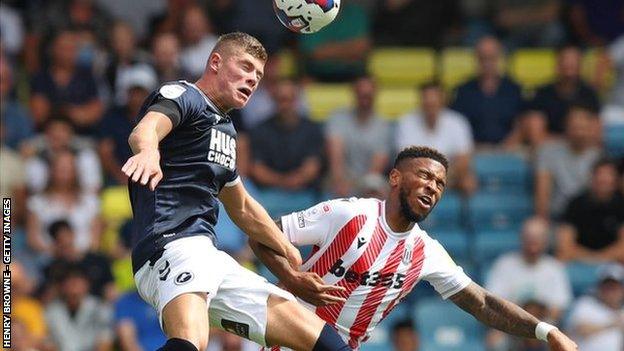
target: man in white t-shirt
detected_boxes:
[251,146,577,350]
[567,264,624,351]
[395,83,476,194]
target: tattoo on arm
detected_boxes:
[449,283,540,339]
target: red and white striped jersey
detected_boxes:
[279,198,472,349]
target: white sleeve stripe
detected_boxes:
[224,176,241,187]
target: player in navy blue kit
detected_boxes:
[123,32,349,351]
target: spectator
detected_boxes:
[486,217,572,319]
[151,32,191,84]
[26,150,102,256]
[179,5,218,80]
[114,289,166,351]
[326,76,390,197]
[600,35,624,122]
[98,65,156,185]
[531,45,601,134]
[0,126,27,227]
[396,82,476,194]
[45,265,113,351]
[299,2,371,82]
[557,159,624,262]
[357,173,389,200]
[390,319,419,351]
[0,52,34,150]
[229,0,291,55]
[23,116,102,193]
[567,263,624,351]
[492,0,563,49]
[42,220,116,302]
[104,21,150,105]
[148,0,194,38]
[13,260,50,350]
[29,29,104,133]
[568,0,624,47]
[504,108,550,157]
[249,79,324,212]
[500,300,550,351]
[0,3,24,58]
[451,36,524,144]
[373,0,462,47]
[534,105,602,219]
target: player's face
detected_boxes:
[392,158,447,223]
[217,51,265,109]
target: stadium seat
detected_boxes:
[362,304,413,348]
[419,191,463,231]
[375,86,419,119]
[473,152,531,195]
[257,264,279,284]
[255,188,317,218]
[100,186,133,254]
[304,83,353,121]
[474,230,520,267]
[604,124,624,157]
[582,48,615,91]
[432,229,469,261]
[508,49,556,91]
[421,340,485,351]
[566,262,601,297]
[414,298,485,350]
[468,193,533,231]
[214,201,246,254]
[439,48,476,91]
[368,48,436,86]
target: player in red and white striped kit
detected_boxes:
[251,146,577,351]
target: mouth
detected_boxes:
[416,195,433,209]
[237,87,252,100]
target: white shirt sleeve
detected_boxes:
[281,199,357,247]
[420,237,472,299]
[450,110,474,155]
[546,261,573,310]
[484,255,513,300]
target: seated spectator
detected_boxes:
[534,106,602,219]
[23,116,102,193]
[390,319,419,351]
[531,45,601,134]
[373,0,462,47]
[249,79,324,212]
[0,124,27,227]
[567,263,624,351]
[45,266,113,351]
[115,289,166,351]
[504,108,551,157]
[357,173,389,200]
[326,76,390,196]
[104,21,150,105]
[299,2,371,82]
[12,260,50,350]
[599,35,624,120]
[557,159,624,262]
[98,65,156,186]
[26,150,102,256]
[42,220,115,302]
[498,300,550,351]
[29,29,104,133]
[151,32,191,84]
[179,5,218,80]
[492,0,563,49]
[451,36,524,144]
[396,82,476,194]
[568,0,624,47]
[0,53,34,150]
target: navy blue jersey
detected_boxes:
[129,81,239,273]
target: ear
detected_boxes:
[208,52,222,73]
[389,168,401,188]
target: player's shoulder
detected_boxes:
[311,197,379,220]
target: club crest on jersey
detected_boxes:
[402,245,413,265]
[208,129,236,170]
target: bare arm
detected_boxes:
[66,99,104,127]
[284,157,322,190]
[326,136,351,196]
[250,161,285,187]
[98,139,128,184]
[311,38,371,62]
[116,320,144,351]
[535,170,552,219]
[218,181,300,266]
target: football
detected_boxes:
[273,0,341,34]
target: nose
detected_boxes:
[246,72,258,89]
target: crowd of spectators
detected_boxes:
[1,0,623,350]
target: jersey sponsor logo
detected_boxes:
[208,129,236,170]
[174,271,194,285]
[158,260,171,281]
[159,84,186,99]
[297,211,305,228]
[221,319,250,339]
[329,259,406,289]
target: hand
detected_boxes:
[547,329,578,351]
[122,149,163,190]
[284,271,347,306]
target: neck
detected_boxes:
[523,253,540,265]
[385,199,414,233]
[195,76,229,113]
[424,115,437,129]
[355,108,372,121]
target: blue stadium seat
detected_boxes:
[604,125,624,157]
[468,193,532,231]
[255,188,317,218]
[257,264,279,284]
[362,304,413,349]
[566,262,601,296]
[473,152,531,195]
[419,191,463,231]
[414,298,485,350]
[474,230,520,267]
[431,229,469,261]
[214,202,246,254]
[421,340,485,351]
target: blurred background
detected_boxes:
[1,0,623,350]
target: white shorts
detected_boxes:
[134,236,296,346]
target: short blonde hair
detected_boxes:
[211,32,267,62]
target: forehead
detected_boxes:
[229,50,265,69]
[402,157,446,177]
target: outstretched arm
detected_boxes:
[449,282,577,350]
